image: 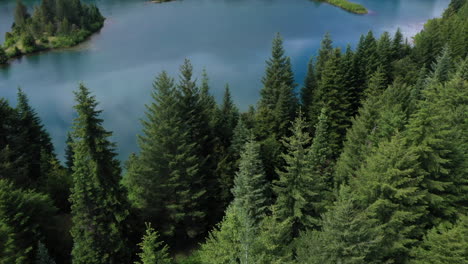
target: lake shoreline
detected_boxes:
[1,26,104,66]
[1,22,104,66]
[320,0,368,14]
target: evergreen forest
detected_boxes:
[0,0,467,263]
[0,0,104,63]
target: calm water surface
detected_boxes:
[0,0,449,161]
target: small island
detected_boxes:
[320,0,368,14]
[0,0,105,65]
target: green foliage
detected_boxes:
[4,0,105,61]
[36,241,56,264]
[300,58,317,116]
[410,215,468,264]
[307,108,334,206]
[232,138,269,224]
[0,47,7,64]
[314,48,351,157]
[334,80,411,186]
[0,179,57,263]
[413,0,468,65]
[352,135,427,263]
[256,33,297,180]
[405,68,468,227]
[70,84,129,264]
[214,85,240,212]
[320,0,368,14]
[273,112,318,238]
[296,186,383,264]
[135,223,172,264]
[199,138,269,264]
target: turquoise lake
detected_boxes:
[0,0,450,161]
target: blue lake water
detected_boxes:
[0,0,450,161]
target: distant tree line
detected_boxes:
[0,0,467,263]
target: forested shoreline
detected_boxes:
[0,0,467,263]
[0,0,104,65]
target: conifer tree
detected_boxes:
[300,58,317,117]
[64,132,74,172]
[232,138,269,224]
[0,47,7,64]
[256,33,297,181]
[307,108,334,205]
[256,33,297,139]
[255,212,293,264]
[35,241,56,264]
[295,186,382,264]
[13,88,55,187]
[391,28,406,60]
[135,224,171,264]
[315,32,334,81]
[273,112,317,238]
[410,215,468,264]
[215,85,240,209]
[341,45,361,118]
[70,84,129,264]
[0,221,16,264]
[376,32,393,86]
[354,31,379,90]
[199,138,269,264]
[174,59,210,238]
[14,0,29,28]
[314,48,350,157]
[334,74,408,186]
[123,71,180,237]
[405,70,468,227]
[428,46,454,84]
[352,135,427,263]
[0,179,57,263]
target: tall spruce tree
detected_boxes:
[232,138,269,224]
[256,33,297,181]
[214,85,240,210]
[174,59,210,238]
[64,132,74,172]
[334,76,410,186]
[376,31,393,87]
[314,48,350,157]
[391,28,406,61]
[300,58,317,118]
[123,69,206,243]
[256,33,297,136]
[0,179,57,263]
[70,84,129,264]
[295,186,383,264]
[273,112,317,239]
[405,67,468,227]
[307,108,334,206]
[410,215,468,264]
[14,88,55,187]
[199,138,269,264]
[315,32,334,81]
[342,44,361,118]
[352,134,427,263]
[135,224,171,264]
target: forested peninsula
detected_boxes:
[0,0,104,65]
[320,0,368,14]
[0,0,467,263]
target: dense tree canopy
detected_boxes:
[0,0,467,263]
